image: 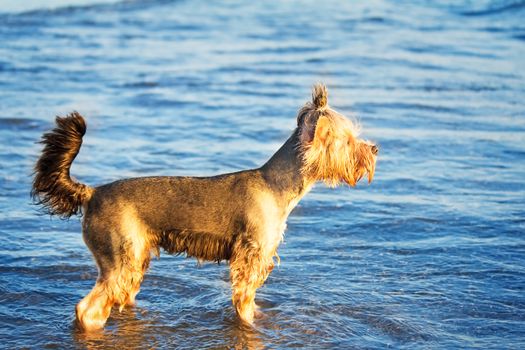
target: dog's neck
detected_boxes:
[260,129,314,211]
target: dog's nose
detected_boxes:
[371,145,379,155]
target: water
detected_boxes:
[0,0,524,348]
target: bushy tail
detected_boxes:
[31,112,93,218]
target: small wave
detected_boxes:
[358,101,463,115]
[458,1,525,16]
[0,117,43,130]
[0,0,117,15]
[121,81,159,89]
[0,0,178,16]
[336,305,434,342]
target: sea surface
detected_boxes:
[0,0,524,349]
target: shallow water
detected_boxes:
[0,0,524,348]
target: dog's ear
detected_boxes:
[297,84,329,143]
[312,84,328,110]
[298,112,318,144]
[312,116,331,146]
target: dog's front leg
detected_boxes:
[229,237,274,325]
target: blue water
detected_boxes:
[1,0,524,348]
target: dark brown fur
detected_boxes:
[159,229,236,262]
[31,112,92,217]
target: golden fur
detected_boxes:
[229,236,276,324]
[299,85,377,186]
[76,207,156,330]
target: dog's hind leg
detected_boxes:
[75,238,152,331]
[76,209,154,331]
[229,237,275,325]
[75,276,114,331]
[115,236,152,309]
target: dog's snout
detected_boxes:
[371,145,379,155]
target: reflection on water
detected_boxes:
[73,306,268,349]
[0,0,524,348]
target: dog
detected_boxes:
[32,84,378,331]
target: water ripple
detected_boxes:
[0,0,524,349]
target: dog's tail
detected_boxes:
[31,112,93,218]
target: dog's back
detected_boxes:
[84,171,274,262]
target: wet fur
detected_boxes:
[32,84,378,331]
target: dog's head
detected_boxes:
[297,84,378,187]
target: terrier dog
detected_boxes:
[32,84,378,331]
